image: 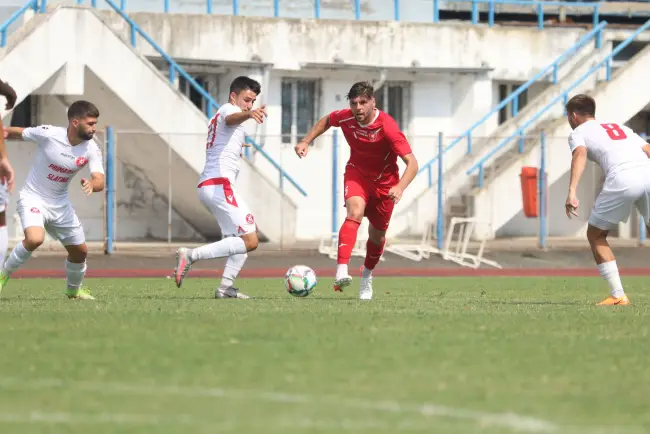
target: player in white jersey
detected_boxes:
[174,76,266,298]
[564,94,650,306]
[0,100,105,300]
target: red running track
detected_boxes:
[9,267,650,278]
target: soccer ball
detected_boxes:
[284,265,317,297]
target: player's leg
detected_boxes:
[334,169,369,292]
[0,184,9,267]
[358,195,393,300]
[0,213,8,269]
[1,200,46,293]
[175,183,257,298]
[51,204,93,300]
[587,187,631,306]
[63,243,92,300]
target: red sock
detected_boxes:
[364,238,385,271]
[337,218,361,265]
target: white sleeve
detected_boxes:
[22,125,52,145]
[88,142,105,175]
[568,131,586,153]
[219,103,241,124]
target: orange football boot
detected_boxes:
[597,295,631,306]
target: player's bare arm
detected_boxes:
[388,153,419,204]
[0,118,15,192]
[3,126,24,140]
[295,115,331,158]
[566,146,587,218]
[0,79,17,110]
[81,172,105,196]
[225,105,267,126]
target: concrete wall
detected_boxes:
[102,11,591,81]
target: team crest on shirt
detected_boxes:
[246,214,255,224]
[30,207,40,214]
[75,157,88,167]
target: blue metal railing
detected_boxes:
[416,20,607,187]
[457,0,602,29]
[101,0,624,27]
[105,126,116,254]
[467,17,650,188]
[101,0,307,197]
[0,0,45,47]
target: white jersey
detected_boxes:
[568,120,650,178]
[21,125,104,203]
[198,103,246,184]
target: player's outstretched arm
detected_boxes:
[3,126,25,140]
[225,105,267,126]
[295,115,331,158]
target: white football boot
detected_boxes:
[359,276,373,300]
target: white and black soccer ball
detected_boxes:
[284,265,317,297]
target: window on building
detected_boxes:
[179,75,212,115]
[375,82,410,131]
[281,78,319,144]
[498,83,528,125]
[10,94,33,127]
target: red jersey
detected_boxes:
[329,108,412,186]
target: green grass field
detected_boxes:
[0,276,648,434]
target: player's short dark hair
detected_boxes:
[565,94,596,117]
[67,100,99,120]
[346,81,374,100]
[229,76,261,96]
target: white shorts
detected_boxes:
[197,177,257,237]
[589,167,650,231]
[17,195,85,246]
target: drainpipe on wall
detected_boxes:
[373,68,387,91]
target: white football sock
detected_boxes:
[0,226,8,269]
[4,242,32,274]
[336,264,349,280]
[361,266,372,279]
[220,253,248,288]
[189,237,247,262]
[66,260,87,289]
[598,260,624,298]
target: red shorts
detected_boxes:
[343,167,396,231]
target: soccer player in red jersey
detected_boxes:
[295,81,418,300]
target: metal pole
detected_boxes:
[539,131,547,250]
[168,136,172,244]
[332,131,339,236]
[436,132,444,249]
[105,126,115,254]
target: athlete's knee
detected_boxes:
[368,224,386,245]
[23,227,45,251]
[0,211,6,227]
[241,232,259,252]
[65,243,88,263]
[345,198,365,221]
[587,224,608,244]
